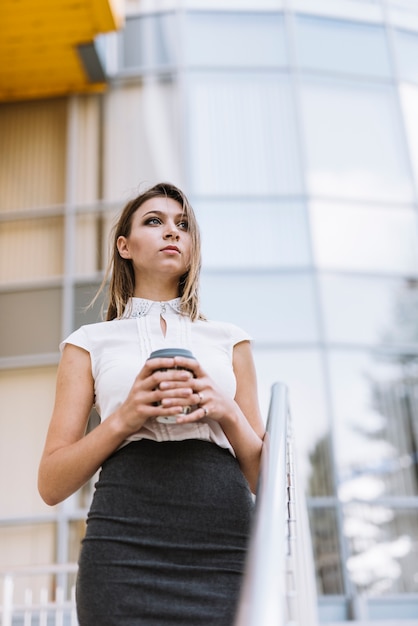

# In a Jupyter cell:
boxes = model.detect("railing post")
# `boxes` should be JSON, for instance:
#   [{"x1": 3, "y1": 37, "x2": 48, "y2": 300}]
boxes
[{"x1": 2, "y1": 574, "x2": 14, "y2": 626}]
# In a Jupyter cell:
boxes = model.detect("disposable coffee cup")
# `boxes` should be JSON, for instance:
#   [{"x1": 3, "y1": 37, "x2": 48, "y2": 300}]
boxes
[{"x1": 148, "y1": 348, "x2": 196, "y2": 424}]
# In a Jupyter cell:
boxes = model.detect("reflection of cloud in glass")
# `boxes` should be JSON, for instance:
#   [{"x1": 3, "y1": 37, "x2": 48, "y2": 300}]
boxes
[
  {"x1": 339, "y1": 475, "x2": 385, "y2": 502},
  {"x1": 300, "y1": 79, "x2": 415, "y2": 203},
  {"x1": 254, "y1": 350, "x2": 332, "y2": 496},
  {"x1": 347, "y1": 535, "x2": 412, "y2": 590},
  {"x1": 311, "y1": 202, "x2": 418, "y2": 275},
  {"x1": 344, "y1": 516, "x2": 380, "y2": 540},
  {"x1": 330, "y1": 352, "x2": 418, "y2": 501},
  {"x1": 308, "y1": 169, "x2": 412, "y2": 203}
]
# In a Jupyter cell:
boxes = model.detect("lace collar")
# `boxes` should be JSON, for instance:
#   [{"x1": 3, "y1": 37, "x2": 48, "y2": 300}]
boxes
[{"x1": 121, "y1": 297, "x2": 182, "y2": 319}]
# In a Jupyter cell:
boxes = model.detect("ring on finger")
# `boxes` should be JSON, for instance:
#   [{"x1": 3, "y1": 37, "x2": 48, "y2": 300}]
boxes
[
  {"x1": 203, "y1": 407, "x2": 208, "y2": 417},
  {"x1": 197, "y1": 392, "x2": 204, "y2": 404}
]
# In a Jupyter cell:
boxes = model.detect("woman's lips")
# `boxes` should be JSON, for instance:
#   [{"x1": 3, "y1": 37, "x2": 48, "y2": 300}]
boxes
[{"x1": 161, "y1": 246, "x2": 180, "y2": 254}]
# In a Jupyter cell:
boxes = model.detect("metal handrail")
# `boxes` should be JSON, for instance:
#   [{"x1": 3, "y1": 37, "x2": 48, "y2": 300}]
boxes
[{"x1": 234, "y1": 382, "x2": 319, "y2": 626}]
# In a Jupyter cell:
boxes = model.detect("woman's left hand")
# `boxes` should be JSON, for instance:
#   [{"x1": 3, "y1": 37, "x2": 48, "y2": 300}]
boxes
[
  {"x1": 163, "y1": 344, "x2": 264, "y2": 494},
  {"x1": 158, "y1": 356, "x2": 234, "y2": 425}
]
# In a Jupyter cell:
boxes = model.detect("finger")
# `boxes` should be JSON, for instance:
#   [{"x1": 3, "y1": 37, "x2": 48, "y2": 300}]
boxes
[
  {"x1": 172, "y1": 356, "x2": 204, "y2": 377},
  {"x1": 150, "y1": 369, "x2": 193, "y2": 389},
  {"x1": 158, "y1": 380, "x2": 194, "y2": 391},
  {"x1": 142, "y1": 356, "x2": 175, "y2": 375},
  {"x1": 160, "y1": 393, "x2": 195, "y2": 408},
  {"x1": 176, "y1": 405, "x2": 208, "y2": 424}
]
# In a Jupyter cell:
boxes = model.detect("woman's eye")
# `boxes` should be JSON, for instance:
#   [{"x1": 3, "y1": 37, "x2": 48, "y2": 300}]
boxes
[
  {"x1": 145, "y1": 217, "x2": 161, "y2": 226},
  {"x1": 178, "y1": 221, "x2": 189, "y2": 231}
]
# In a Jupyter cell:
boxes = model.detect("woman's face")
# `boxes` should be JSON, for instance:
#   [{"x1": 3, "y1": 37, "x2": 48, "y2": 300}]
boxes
[{"x1": 117, "y1": 196, "x2": 192, "y2": 282}]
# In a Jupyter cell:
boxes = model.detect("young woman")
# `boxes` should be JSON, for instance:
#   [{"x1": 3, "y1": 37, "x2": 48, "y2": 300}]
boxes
[{"x1": 38, "y1": 182, "x2": 265, "y2": 626}]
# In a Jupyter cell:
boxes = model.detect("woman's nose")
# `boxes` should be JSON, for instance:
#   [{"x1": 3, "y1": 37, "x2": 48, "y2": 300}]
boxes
[{"x1": 163, "y1": 223, "x2": 180, "y2": 239}]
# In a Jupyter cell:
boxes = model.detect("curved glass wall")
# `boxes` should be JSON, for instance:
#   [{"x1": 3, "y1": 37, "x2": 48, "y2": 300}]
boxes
[{"x1": 1, "y1": 0, "x2": 418, "y2": 622}]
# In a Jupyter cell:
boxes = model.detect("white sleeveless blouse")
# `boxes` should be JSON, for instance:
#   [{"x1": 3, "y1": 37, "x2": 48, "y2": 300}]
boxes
[{"x1": 60, "y1": 298, "x2": 251, "y2": 455}]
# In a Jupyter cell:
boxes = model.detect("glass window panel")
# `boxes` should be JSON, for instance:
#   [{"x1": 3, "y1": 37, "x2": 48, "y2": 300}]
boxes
[
  {"x1": 122, "y1": 13, "x2": 177, "y2": 69},
  {"x1": 328, "y1": 351, "x2": 418, "y2": 500},
  {"x1": 103, "y1": 82, "x2": 183, "y2": 200},
  {"x1": 388, "y1": 2, "x2": 418, "y2": 32},
  {"x1": 300, "y1": 79, "x2": 415, "y2": 202},
  {"x1": 254, "y1": 349, "x2": 333, "y2": 496},
  {"x1": 344, "y1": 503, "x2": 418, "y2": 595},
  {"x1": 184, "y1": 12, "x2": 287, "y2": 67},
  {"x1": 201, "y1": 272, "x2": 319, "y2": 343},
  {"x1": 320, "y1": 275, "x2": 418, "y2": 347},
  {"x1": 187, "y1": 73, "x2": 302, "y2": 196},
  {"x1": 394, "y1": 29, "x2": 418, "y2": 83},
  {"x1": 311, "y1": 203, "x2": 418, "y2": 275},
  {"x1": 290, "y1": 0, "x2": 383, "y2": 22},
  {"x1": 294, "y1": 15, "x2": 391, "y2": 78},
  {"x1": 195, "y1": 200, "x2": 311, "y2": 268},
  {"x1": 183, "y1": 0, "x2": 283, "y2": 8},
  {"x1": 400, "y1": 84, "x2": 418, "y2": 188},
  {"x1": 309, "y1": 507, "x2": 345, "y2": 595},
  {"x1": 0, "y1": 288, "x2": 62, "y2": 357}
]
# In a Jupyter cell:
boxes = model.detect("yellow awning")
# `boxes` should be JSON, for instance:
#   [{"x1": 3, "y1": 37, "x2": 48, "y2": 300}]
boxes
[{"x1": 0, "y1": 0, "x2": 124, "y2": 102}]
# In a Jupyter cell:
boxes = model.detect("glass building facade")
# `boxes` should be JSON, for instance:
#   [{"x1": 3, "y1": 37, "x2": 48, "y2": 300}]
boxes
[{"x1": 1, "y1": 0, "x2": 418, "y2": 622}]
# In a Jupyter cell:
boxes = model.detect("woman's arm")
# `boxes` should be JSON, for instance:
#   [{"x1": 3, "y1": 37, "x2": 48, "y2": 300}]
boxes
[
  {"x1": 38, "y1": 344, "x2": 200, "y2": 506},
  {"x1": 173, "y1": 342, "x2": 265, "y2": 493}
]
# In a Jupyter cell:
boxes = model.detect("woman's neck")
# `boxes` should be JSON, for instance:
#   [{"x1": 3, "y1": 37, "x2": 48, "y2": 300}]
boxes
[{"x1": 133, "y1": 286, "x2": 179, "y2": 302}]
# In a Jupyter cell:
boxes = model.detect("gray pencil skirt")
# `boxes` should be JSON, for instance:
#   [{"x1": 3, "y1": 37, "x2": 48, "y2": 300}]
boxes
[{"x1": 76, "y1": 439, "x2": 254, "y2": 626}]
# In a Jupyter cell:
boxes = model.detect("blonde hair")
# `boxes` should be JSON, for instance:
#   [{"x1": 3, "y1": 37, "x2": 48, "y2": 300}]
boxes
[{"x1": 96, "y1": 183, "x2": 203, "y2": 321}]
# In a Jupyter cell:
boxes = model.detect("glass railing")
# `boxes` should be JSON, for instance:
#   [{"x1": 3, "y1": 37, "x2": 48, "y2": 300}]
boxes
[{"x1": 234, "y1": 382, "x2": 319, "y2": 626}]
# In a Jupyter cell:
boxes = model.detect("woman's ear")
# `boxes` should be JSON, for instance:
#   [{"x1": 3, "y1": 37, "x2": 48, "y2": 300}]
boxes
[{"x1": 117, "y1": 236, "x2": 131, "y2": 259}]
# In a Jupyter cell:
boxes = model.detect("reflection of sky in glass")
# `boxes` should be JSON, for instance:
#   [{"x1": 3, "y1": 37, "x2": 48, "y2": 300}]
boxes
[
  {"x1": 254, "y1": 349, "x2": 332, "y2": 495},
  {"x1": 400, "y1": 84, "x2": 418, "y2": 187},
  {"x1": 188, "y1": 73, "x2": 302, "y2": 195},
  {"x1": 195, "y1": 201, "x2": 310, "y2": 269},
  {"x1": 184, "y1": 12, "x2": 286, "y2": 67},
  {"x1": 394, "y1": 28, "x2": 418, "y2": 83},
  {"x1": 319, "y1": 275, "x2": 414, "y2": 346},
  {"x1": 294, "y1": 15, "x2": 391, "y2": 78},
  {"x1": 328, "y1": 352, "x2": 418, "y2": 498},
  {"x1": 311, "y1": 203, "x2": 418, "y2": 275},
  {"x1": 344, "y1": 504, "x2": 418, "y2": 595},
  {"x1": 300, "y1": 79, "x2": 415, "y2": 202},
  {"x1": 290, "y1": 0, "x2": 383, "y2": 22},
  {"x1": 201, "y1": 273, "x2": 319, "y2": 343}
]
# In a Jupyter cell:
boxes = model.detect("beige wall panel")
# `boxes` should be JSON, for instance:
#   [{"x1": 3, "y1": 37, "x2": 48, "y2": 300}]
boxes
[
  {"x1": 0, "y1": 523, "x2": 55, "y2": 575},
  {"x1": 0, "y1": 218, "x2": 63, "y2": 283},
  {"x1": 0, "y1": 524, "x2": 59, "y2": 602},
  {"x1": 75, "y1": 96, "x2": 101, "y2": 205},
  {"x1": 75, "y1": 213, "x2": 100, "y2": 275},
  {"x1": 0, "y1": 99, "x2": 67, "y2": 211},
  {"x1": 103, "y1": 82, "x2": 184, "y2": 202},
  {"x1": 0, "y1": 367, "x2": 57, "y2": 517}
]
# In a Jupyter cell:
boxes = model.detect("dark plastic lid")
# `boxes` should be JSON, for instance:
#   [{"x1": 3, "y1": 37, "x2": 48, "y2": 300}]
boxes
[{"x1": 148, "y1": 348, "x2": 195, "y2": 359}]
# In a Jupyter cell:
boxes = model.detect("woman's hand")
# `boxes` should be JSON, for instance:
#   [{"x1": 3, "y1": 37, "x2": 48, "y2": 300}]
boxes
[
  {"x1": 158, "y1": 356, "x2": 234, "y2": 426},
  {"x1": 115, "y1": 356, "x2": 201, "y2": 436},
  {"x1": 161, "y1": 345, "x2": 265, "y2": 494}
]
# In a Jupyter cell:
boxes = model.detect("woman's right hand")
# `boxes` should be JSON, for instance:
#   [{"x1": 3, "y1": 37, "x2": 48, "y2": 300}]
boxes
[
  {"x1": 114, "y1": 357, "x2": 197, "y2": 436},
  {"x1": 38, "y1": 349, "x2": 199, "y2": 506}
]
